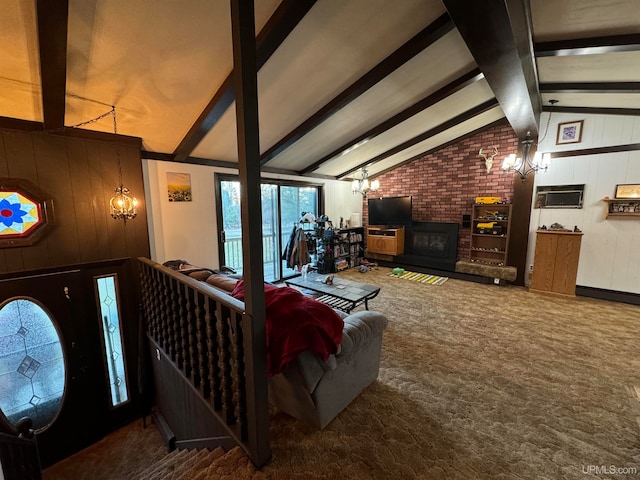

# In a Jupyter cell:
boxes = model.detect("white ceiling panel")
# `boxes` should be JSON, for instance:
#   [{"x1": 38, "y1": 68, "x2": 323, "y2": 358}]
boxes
[
  {"x1": 363, "y1": 107, "x2": 506, "y2": 178},
  {"x1": 65, "y1": 0, "x2": 281, "y2": 152},
  {"x1": 314, "y1": 80, "x2": 496, "y2": 177},
  {"x1": 531, "y1": 0, "x2": 640, "y2": 41},
  {"x1": 0, "y1": 0, "x2": 41, "y2": 122},
  {"x1": 266, "y1": 30, "x2": 476, "y2": 171},
  {"x1": 538, "y1": 51, "x2": 640, "y2": 82},
  {"x1": 192, "y1": 0, "x2": 446, "y2": 161}
]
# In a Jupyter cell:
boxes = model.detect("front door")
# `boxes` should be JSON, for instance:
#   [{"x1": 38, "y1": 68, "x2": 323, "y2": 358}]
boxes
[{"x1": 0, "y1": 270, "x2": 107, "y2": 467}]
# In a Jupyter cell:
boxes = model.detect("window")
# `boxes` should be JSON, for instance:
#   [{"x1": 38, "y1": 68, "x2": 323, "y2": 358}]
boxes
[
  {"x1": 0, "y1": 298, "x2": 65, "y2": 430},
  {"x1": 216, "y1": 176, "x2": 322, "y2": 282},
  {"x1": 95, "y1": 275, "x2": 129, "y2": 407}
]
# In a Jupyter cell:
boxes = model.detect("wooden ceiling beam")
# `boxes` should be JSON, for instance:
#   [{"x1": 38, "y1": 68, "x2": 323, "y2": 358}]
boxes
[
  {"x1": 542, "y1": 105, "x2": 640, "y2": 117},
  {"x1": 298, "y1": 68, "x2": 484, "y2": 175},
  {"x1": 173, "y1": 0, "x2": 317, "y2": 162},
  {"x1": 443, "y1": 0, "x2": 540, "y2": 139},
  {"x1": 260, "y1": 13, "x2": 455, "y2": 166},
  {"x1": 36, "y1": 0, "x2": 69, "y2": 130},
  {"x1": 337, "y1": 98, "x2": 499, "y2": 179},
  {"x1": 535, "y1": 33, "x2": 640, "y2": 57},
  {"x1": 540, "y1": 82, "x2": 640, "y2": 94}
]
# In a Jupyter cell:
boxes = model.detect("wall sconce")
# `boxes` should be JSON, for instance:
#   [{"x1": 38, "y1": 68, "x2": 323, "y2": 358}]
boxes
[
  {"x1": 351, "y1": 167, "x2": 380, "y2": 197},
  {"x1": 478, "y1": 146, "x2": 498, "y2": 173},
  {"x1": 501, "y1": 133, "x2": 551, "y2": 181}
]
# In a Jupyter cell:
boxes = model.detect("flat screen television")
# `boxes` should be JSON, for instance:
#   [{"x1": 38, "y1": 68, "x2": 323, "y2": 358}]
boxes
[{"x1": 368, "y1": 196, "x2": 412, "y2": 226}]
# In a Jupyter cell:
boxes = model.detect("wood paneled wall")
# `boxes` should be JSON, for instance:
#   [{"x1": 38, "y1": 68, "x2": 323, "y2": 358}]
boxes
[{"x1": 0, "y1": 130, "x2": 150, "y2": 273}]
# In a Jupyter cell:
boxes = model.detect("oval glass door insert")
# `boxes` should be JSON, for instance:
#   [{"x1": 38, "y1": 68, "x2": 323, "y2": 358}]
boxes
[{"x1": 0, "y1": 298, "x2": 66, "y2": 430}]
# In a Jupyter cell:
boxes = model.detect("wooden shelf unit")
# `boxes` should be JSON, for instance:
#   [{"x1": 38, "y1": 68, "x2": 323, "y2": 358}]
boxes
[
  {"x1": 366, "y1": 227, "x2": 405, "y2": 256},
  {"x1": 602, "y1": 198, "x2": 640, "y2": 218},
  {"x1": 529, "y1": 230, "x2": 583, "y2": 297},
  {"x1": 332, "y1": 227, "x2": 364, "y2": 270},
  {"x1": 469, "y1": 203, "x2": 512, "y2": 267}
]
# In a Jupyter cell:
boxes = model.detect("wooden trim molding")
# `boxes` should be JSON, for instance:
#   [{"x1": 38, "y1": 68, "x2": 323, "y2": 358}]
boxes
[{"x1": 550, "y1": 143, "x2": 640, "y2": 159}]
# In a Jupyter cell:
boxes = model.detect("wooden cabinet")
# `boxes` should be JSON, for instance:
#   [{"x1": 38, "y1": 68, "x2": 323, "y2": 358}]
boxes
[
  {"x1": 602, "y1": 198, "x2": 640, "y2": 218},
  {"x1": 529, "y1": 230, "x2": 583, "y2": 297},
  {"x1": 366, "y1": 227, "x2": 405, "y2": 256},
  {"x1": 469, "y1": 203, "x2": 512, "y2": 266}
]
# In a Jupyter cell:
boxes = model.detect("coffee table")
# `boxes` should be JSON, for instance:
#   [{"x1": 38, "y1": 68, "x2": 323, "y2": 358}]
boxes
[{"x1": 285, "y1": 272, "x2": 380, "y2": 313}]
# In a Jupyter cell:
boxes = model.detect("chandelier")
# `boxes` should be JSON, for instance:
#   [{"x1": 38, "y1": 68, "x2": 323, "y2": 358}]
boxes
[
  {"x1": 351, "y1": 167, "x2": 380, "y2": 197},
  {"x1": 109, "y1": 106, "x2": 138, "y2": 221},
  {"x1": 501, "y1": 132, "x2": 551, "y2": 181}
]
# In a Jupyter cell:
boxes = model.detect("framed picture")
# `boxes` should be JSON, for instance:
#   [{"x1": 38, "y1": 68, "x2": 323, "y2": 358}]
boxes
[
  {"x1": 167, "y1": 172, "x2": 192, "y2": 202},
  {"x1": 614, "y1": 184, "x2": 640, "y2": 199},
  {"x1": 556, "y1": 120, "x2": 584, "y2": 145}
]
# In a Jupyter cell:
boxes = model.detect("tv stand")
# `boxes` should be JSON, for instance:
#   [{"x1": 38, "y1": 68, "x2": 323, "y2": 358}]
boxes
[{"x1": 366, "y1": 226, "x2": 405, "y2": 256}]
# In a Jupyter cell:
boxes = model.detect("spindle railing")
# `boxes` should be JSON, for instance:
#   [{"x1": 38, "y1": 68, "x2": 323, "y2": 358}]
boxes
[
  {"x1": 0, "y1": 409, "x2": 41, "y2": 480},
  {"x1": 138, "y1": 257, "x2": 270, "y2": 467}
]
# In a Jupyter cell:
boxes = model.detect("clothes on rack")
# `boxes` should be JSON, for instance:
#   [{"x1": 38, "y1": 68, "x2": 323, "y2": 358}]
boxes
[{"x1": 282, "y1": 225, "x2": 311, "y2": 269}]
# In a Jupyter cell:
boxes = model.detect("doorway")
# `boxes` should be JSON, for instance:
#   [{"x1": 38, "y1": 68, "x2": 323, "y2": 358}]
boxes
[
  {"x1": 216, "y1": 176, "x2": 321, "y2": 283},
  {"x1": 0, "y1": 262, "x2": 139, "y2": 468}
]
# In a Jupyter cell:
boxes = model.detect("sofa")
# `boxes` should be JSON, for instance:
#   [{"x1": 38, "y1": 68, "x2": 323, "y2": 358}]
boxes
[{"x1": 165, "y1": 260, "x2": 388, "y2": 429}]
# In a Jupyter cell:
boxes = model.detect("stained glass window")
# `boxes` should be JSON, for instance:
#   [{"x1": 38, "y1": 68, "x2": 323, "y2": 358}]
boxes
[
  {"x1": 0, "y1": 191, "x2": 42, "y2": 238},
  {"x1": 0, "y1": 298, "x2": 66, "y2": 431},
  {"x1": 0, "y1": 178, "x2": 53, "y2": 248},
  {"x1": 95, "y1": 275, "x2": 129, "y2": 407}
]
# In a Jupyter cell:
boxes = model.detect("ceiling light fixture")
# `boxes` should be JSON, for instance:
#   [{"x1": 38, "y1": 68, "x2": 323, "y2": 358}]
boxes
[
  {"x1": 109, "y1": 106, "x2": 138, "y2": 222},
  {"x1": 502, "y1": 100, "x2": 558, "y2": 181},
  {"x1": 351, "y1": 167, "x2": 379, "y2": 197},
  {"x1": 501, "y1": 132, "x2": 551, "y2": 181}
]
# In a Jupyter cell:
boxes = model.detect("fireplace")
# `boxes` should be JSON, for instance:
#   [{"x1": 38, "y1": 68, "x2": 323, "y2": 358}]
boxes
[{"x1": 397, "y1": 222, "x2": 459, "y2": 271}]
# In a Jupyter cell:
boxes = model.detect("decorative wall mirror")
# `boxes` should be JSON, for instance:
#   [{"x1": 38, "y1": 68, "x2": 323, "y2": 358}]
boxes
[{"x1": 0, "y1": 178, "x2": 54, "y2": 248}]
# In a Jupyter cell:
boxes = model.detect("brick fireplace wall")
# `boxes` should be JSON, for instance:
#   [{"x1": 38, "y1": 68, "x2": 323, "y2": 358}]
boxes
[{"x1": 363, "y1": 119, "x2": 519, "y2": 261}]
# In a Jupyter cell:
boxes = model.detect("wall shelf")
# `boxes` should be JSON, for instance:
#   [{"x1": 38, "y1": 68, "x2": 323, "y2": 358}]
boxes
[{"x1": 602, "y1": 198, "x2": 640, "y2": 218}]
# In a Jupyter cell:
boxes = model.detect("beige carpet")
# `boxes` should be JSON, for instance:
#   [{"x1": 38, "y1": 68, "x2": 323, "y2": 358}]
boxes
[{"x1": 44, "y1": 267, "x2": 640, "y2": 479}]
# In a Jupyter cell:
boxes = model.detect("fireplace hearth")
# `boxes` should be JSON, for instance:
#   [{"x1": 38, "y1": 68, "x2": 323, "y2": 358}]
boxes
[{"x1": 396, "y1": 222, "x2": 459, "y2": 271}]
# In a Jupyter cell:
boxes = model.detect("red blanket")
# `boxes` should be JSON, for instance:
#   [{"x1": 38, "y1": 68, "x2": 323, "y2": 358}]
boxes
[{"x1": 231, "y1": 280, "x2": 344, "y2": 377}]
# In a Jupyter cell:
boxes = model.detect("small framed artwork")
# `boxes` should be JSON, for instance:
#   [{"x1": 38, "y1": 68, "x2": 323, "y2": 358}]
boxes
[
  {"x1": 614, "y1": 184, "x2": 640, "y2": 199},
  {"x1": 167, "y1": 172, "x2": 192, "y2": 202},
  {"x1": 556, "y1": 120, "x2": 584, "y2": 145}
]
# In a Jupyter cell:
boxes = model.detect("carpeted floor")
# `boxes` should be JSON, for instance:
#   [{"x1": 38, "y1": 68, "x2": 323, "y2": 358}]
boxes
[{"x1": 44, "y1": 267, "x2": 640, "y2": 479}]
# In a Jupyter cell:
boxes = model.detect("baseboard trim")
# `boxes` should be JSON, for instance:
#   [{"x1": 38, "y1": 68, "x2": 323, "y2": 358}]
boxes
[
  {"x1": 576, "y1": 286, "x2": 640, "y2": 306},
  {"x1": 151, "y1": 410, "x2": 176, "y2": 451}
]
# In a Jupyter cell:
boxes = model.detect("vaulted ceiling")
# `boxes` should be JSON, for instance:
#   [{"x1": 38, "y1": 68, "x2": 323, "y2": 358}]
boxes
[{"x1": 1, "y1": 0, "x2": 639, "y2": 182}]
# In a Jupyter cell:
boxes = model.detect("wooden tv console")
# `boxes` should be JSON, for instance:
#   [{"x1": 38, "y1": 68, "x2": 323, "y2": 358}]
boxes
[{"x1": 366, "y1": 227, "x2": 405, "y2": 256}]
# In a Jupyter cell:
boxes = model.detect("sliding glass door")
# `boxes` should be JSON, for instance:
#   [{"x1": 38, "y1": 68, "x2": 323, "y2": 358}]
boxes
[{"x1": 216, "y1": 176, "x2": 320, "y2": 283}]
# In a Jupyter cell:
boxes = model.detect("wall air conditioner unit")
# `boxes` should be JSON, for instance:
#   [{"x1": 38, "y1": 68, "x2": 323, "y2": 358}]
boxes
[{"x1": 535, "y1": 184, "x2": 585, "y2": 209}]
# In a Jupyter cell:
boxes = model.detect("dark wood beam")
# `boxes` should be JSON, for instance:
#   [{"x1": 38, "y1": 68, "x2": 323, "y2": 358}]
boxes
[
  {"x1": 540, "y1": 82, "x2": 640, "y2": 94},
  {"x1": 141, "y1": 150, "x2": 339, "y2": 180},
  {"x1": 299, "y1": 68, "x2": 484, "y2": 175},
  {"x1": 230, "y1": 0, "x2": 270, "y2": 467},
  {"x1": 535, "y1": 33, "x2": 640, "y2": 57},
  {"x1": 443, "y1": 0, "x2": 540, "y2": 139},
  {"x1": 260, "y1": 13, "x2": 455, "y2": 166},
  {"x1": 337, "y1": 99, "x2": 498, "y2": 179},
  {"x1": 173, "y1": 0, "x2": 316, "y2": 162},
  {"x1": 372, "y1": 118, "x2": 508, "y2": 177},
  {"x1": 36, "y1": 0, "x2": 69, "y2": 130},
  {"x1": 549, "y1": 143, "x2": 640, "y2": 158},
  {"x1": 141, "y1": 151, "x2": 238, "y2": 168},
  {"x1": 542, "y1": 106, "x2": 640, "y2": 117}
]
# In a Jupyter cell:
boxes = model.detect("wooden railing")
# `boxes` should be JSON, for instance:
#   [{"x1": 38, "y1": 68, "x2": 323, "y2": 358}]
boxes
[
  {"x1": 0, "y1": 409, "x2": 41, "y2": 480},
  {"x1": 138, "y1": 258, "x2": 271, "y2": 467}
]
